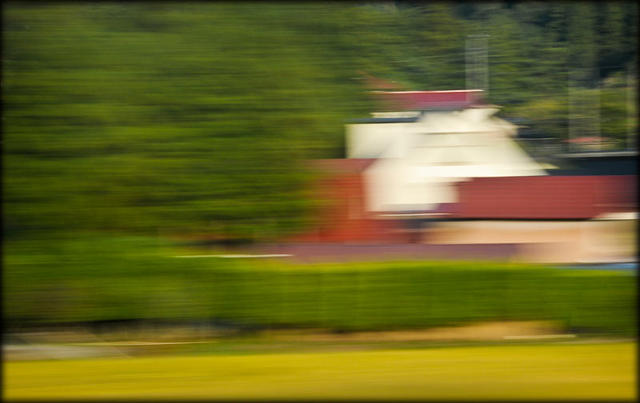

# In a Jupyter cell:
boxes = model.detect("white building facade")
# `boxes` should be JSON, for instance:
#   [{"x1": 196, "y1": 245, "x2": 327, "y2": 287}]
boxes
[{"x1": 347, "y1": 106, "x2": 547, "y2": 213}]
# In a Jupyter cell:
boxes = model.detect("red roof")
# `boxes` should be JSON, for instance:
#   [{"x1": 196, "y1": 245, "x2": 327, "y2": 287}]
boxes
[
  {"x1": 373, "y1": 90, "x2": 484, "y2": 111},
  {"x1": 454, "y1": 175, "x2": 636, "y2": 219},
  {"x1": 564, "y1": 136, "x2": 610, "y2": 143}
]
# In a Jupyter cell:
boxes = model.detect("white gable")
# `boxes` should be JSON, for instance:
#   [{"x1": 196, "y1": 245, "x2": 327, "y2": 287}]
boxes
[{"x1": 348, "y1": 107, "x2": 547, "y2": 212}]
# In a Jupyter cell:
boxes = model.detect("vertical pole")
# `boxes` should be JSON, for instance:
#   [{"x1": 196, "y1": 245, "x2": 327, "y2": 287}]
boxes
[
  {"x1": 479, "y1": 34, "x2": 489, "y2": 98},
  {"x1": 627, "y1": 68, "x2": 636, "y2": 150},
  {"x1": 568, "y1": 69, "x2": 576, "y2": 153},
  {"x1": 594, "y1": 75, "x2": 602, "y2": 150},
  {"x1": 465, "y1": 35, "x2": 474, "y2": 91},
  {"x1": 466, "y1": 34, "x2": 489, "y2": 95}
]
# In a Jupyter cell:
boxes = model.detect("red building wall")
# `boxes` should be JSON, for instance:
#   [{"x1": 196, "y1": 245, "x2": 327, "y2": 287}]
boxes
[
  {"x1": 291, "y1": 164, "x2": 636, "y2": 243},
  {"x1": 454, "y1": 175, "x2": 636, "y2": 219},
  {"x1": 290, "y1": 160, "x2": 408, "y2": 243}
]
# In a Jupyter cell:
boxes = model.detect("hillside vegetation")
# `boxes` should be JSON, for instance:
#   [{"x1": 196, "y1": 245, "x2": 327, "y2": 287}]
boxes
[{"x1": 4, "y1": 2, "x2": 637, "y2": 241}]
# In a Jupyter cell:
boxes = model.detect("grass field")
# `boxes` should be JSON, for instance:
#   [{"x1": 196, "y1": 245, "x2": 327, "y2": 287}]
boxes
[{"x1": 4, "y1": 342, "x2": 635, "y2": 401}]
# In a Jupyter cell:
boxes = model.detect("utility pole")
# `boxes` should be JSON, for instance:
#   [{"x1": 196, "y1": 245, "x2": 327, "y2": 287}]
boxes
[
  {"x1": 466, "y1": 34, "x2": 489, "y2": 96},
  {"x1": 568, "y1": 70, "x2": 575, "y2": 152},
  {"x1": 594, "y1": 72, "x2": 601, "y2": 151},
  {"x1": 567, "y1": 69, "x2": 584, "y2": 153},
  {"x1": 627, "y1": 67, "x2": 636, "y2": 150},
  {"x1": 568, "y1": 68, "x2": 601, "y2": 152}
]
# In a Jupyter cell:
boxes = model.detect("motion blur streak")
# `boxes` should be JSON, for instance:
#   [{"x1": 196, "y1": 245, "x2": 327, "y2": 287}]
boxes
[{"x1": 3, "y1": 2, "x2": 637, "y2": 401}]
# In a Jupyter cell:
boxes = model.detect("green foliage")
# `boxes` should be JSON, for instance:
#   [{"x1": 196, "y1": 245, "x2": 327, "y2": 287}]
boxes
[
  {"x1": 2, "y1": 5, "x2": 637, "y2": 336},
  {"x1": 4, "y1": 235, "x2": 635, "y2": 335},
  {"x1": 3, "y1": 2, "x2": 637, "y2": 241},
  {"x1": 2, "y1": 3, "x2": 372, "y2": 240}
]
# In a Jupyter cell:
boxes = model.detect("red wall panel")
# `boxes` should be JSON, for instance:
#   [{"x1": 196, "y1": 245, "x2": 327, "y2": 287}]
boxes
[
  {"x1": 455, "y1": 175, "x2": 636, "y2": 219},
  {"x1": 290, "y1": 165, "x2": 408, "y2": 243}
]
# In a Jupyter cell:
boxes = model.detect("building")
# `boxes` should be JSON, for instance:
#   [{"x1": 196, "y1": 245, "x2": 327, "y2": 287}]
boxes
[
  {"x1": 348, "y1": 100, "x2": 547, "y2": 214},
  {"x1": 427, "y1": 175, "x2": 636, "y2": 263},
  {"x1": 289, "y1": 86, "x2": 637, "y2": 263}
]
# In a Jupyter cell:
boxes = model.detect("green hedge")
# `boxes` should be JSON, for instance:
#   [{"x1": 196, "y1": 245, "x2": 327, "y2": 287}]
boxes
[{"x1": 3, "y1": 235, "x2": 636, "y2": 335}]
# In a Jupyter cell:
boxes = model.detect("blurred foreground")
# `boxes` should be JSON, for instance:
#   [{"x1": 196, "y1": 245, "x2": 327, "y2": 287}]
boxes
[
  {"x1": 4, "y1": 235, "x2": 636, "y2": 400},
  {"x1": 4, "y1": 235, "x2": 636, "y2": 335},
  {"x1": 3, "y1": 3, "x2": 637, "y2": 401},
  {"x1": 4, "y1": 342, "x2": 635, "y2": 400}
]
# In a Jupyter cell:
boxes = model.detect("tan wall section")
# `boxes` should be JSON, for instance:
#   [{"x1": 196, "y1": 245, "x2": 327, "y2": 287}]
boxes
[{"x1": 424, "y1": 220, "x2": 636, "y2": 263}]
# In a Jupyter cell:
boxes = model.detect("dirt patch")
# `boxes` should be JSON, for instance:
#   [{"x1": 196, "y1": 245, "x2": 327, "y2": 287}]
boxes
[
  {"x1": 3, "y1": 344, "x2": 129, "y2": 361},
  {"x1": 260, "y1": 321, "x2": 567, "y2": 342},
  {"x1": 9, "y1": 321, "x2": 568, "y2": 345}
]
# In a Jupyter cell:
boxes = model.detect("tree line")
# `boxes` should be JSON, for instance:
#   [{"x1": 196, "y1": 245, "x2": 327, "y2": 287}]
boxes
[{"x1": 3, "y1": 2, "x2": 637, "y2": 241}]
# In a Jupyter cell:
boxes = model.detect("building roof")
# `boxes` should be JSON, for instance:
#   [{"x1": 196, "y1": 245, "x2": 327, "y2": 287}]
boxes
[
  {"x1": 347, "y1": 117, "x2": 421, "y2": 124},
  {"x1": 454, "y1": 175, "x2": 636, "y2": 219},
  {"x1": 308, "y1": 158, "x2": 376, "y2": 173},
  {"x1": 555, "y1": 150, "x2": 638, "y2": 158},
  {"x1": 550, "y1": 152, "x2": 637, "y2": 175},
  {"x1": 564, "y1": 136, "x2": 610, "y2": 144},
  {"x1": 372, "y1": 90, "x2": 485, "y2": 111}
]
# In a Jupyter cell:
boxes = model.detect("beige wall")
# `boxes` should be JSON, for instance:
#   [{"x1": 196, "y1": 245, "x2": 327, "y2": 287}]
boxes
[
  {"x1": 424, "y1": 219, "x2": 637, "y2": 263},
  {"x1": 347, "y1": 122, "x2": 413, "y2": 159}
]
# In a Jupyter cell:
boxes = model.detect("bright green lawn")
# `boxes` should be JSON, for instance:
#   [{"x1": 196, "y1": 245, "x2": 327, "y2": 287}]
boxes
[{"x1": 4, "y1": 342, "x2": 636, "y2": 401}]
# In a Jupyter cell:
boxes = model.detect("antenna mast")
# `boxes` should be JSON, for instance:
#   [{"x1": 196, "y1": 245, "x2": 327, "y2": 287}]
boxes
[{"x1": 466, "y1": 34, "x2": 489, "y2": 96}]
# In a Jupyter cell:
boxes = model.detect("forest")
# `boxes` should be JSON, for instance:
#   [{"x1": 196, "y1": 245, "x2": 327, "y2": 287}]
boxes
[{"x1": 4, "y1": 1, "x2": 638, "y2": 241}]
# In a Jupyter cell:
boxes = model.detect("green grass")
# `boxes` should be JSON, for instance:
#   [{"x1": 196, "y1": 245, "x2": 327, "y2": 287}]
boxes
[
  {"x1": 4, "y1": 342, "x2": 636, "y2": 400},
  {"x1": 4, "y1": 234, "x2": 637, "y2": 334}
]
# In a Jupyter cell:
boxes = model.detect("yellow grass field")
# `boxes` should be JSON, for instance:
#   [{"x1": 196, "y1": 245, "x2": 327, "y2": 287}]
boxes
[{"x1": 4, "y1": 342, "x2": 636, "y2": 401}]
